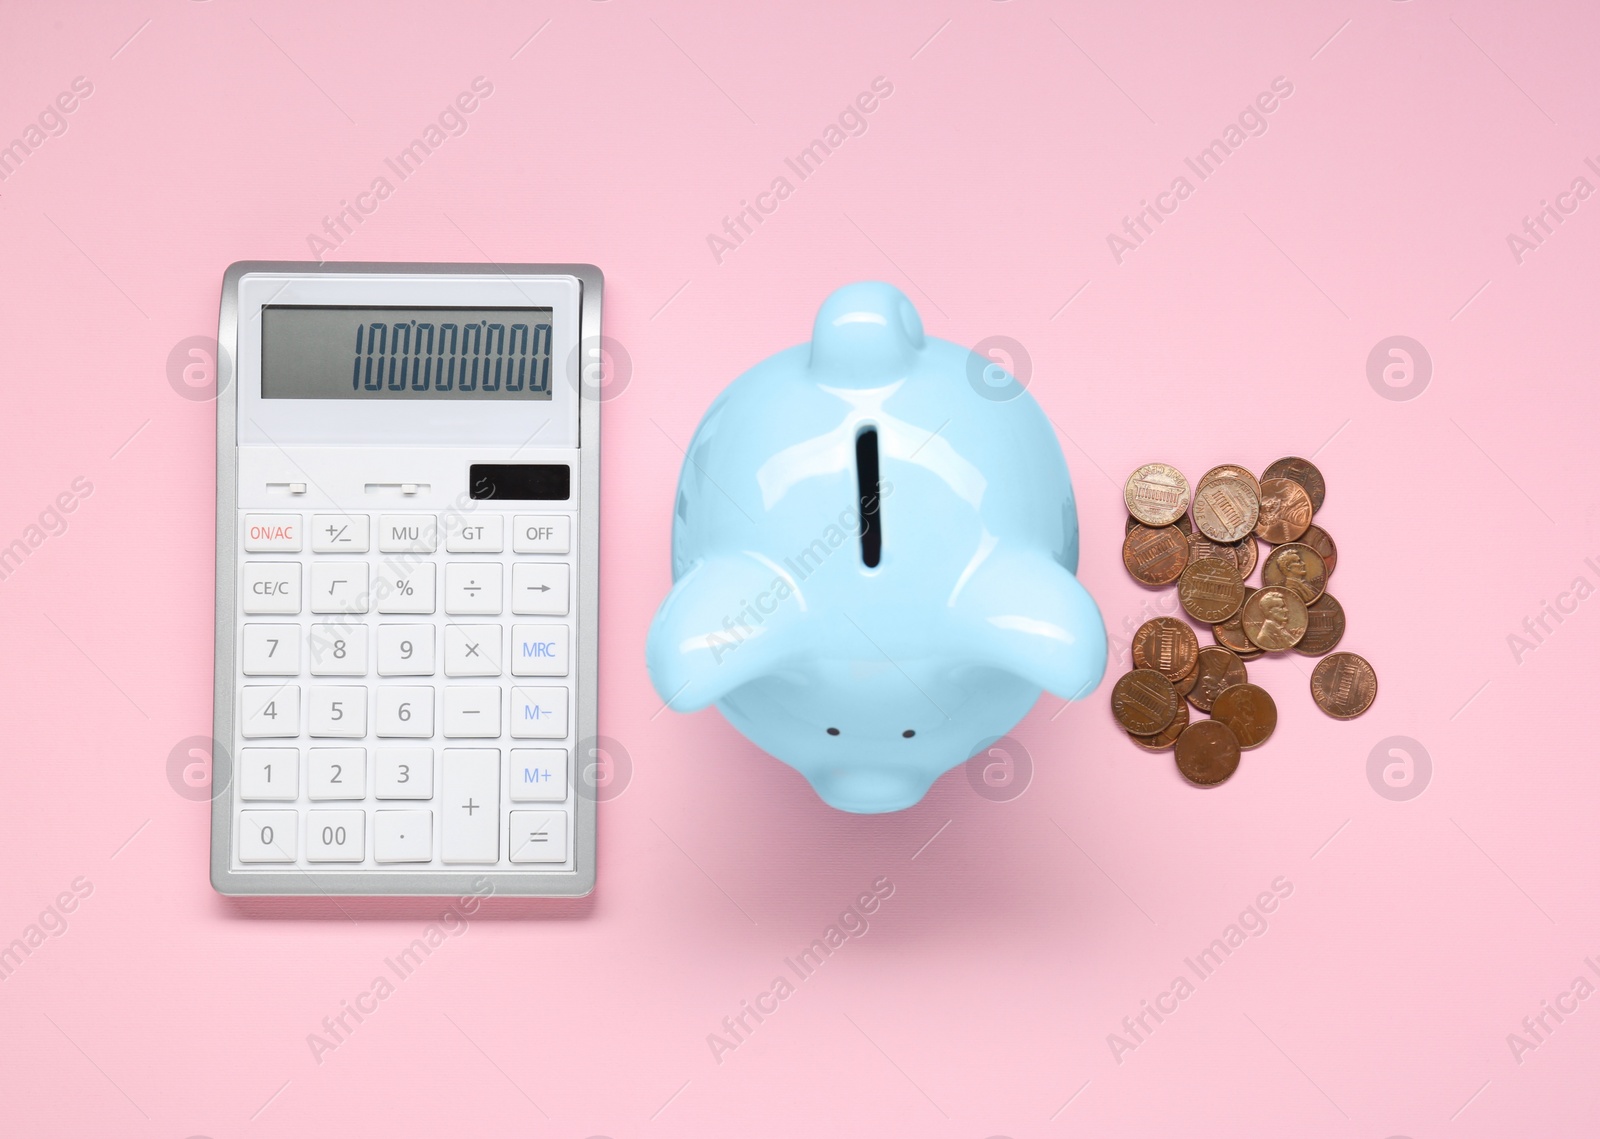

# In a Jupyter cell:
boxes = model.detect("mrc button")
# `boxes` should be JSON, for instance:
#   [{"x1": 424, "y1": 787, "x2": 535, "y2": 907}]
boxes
[{"x1": 513, "y1": 515, "x2": 571, "y2": 555}]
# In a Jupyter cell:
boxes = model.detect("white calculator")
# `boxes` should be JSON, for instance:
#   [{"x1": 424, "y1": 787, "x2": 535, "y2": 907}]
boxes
[{"x1": 211, "y1": 262, "x2": 601, "y2": 897}]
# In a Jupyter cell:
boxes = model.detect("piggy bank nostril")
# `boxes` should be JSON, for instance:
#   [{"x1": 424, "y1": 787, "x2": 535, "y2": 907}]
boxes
[
  {"x1": 826, "y1": 727, "x2": 840, "y2": 736},
  {"x1": 902, "y1": 730, "x2": 915, "y2": 738}
]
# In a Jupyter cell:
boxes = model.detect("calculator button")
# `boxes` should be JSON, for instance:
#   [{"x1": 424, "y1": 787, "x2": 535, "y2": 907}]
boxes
[
  {"x1": 376, "y1": 562, "x2": 436, "y2": 614},
  {"x1": 312, "y1": 514, "x2": 370, "y2": 553},
  {"x1": 377, "y1": 625, "x2": 435, "y2": 676},
  {"x1": 511, "y1": 686, "x2": 568, "y2": 739},
  {"x1": 444, "y1": 625, "x2": 502, "y2": 676},
  {"x1": 242, "y1": 624, "x2": 301, "y2": 676},
  {"x1": 308, "y1": 747, "x2": 366, "y2": 800},
  {"x1": 376, "y1": 686, "x2": 434, "y2": 737},
  {"x1": 306, "y1": 810, "x2": 365, "y2": 862},
  {"x1": 239, "y1": 747, "x2": 298, "y2": 800},
  {"x1": 508, "y1": 811, "x2": 569, "y2": 863},
  {"x1": 441, "y1": 749, "x2": 500, "y2": 863},
  {"x1": 511, "y1": 624, "x2": 569, "y2": 677},
  {"x1": 444, "y1": 686, "x2": 501, "y2": 738},
  {"x1": 374, "y1": 810, "x2": 433, "y2": 863},
  {"x1": 241, "y1": 684, "x2": 299, "y2": 737},
  {"x1": 311, "y1": 562, "x2": 371, "y2": 614},
  {"x1": 447, "y1": 515, "x2": 503, "y2": 553},
  {"x1": 509, "y1": 748, "x2": 568, "y2": 802},
  {"x1": 375, "y1": 747, "x2": 433, "y2": 799},
  {"x1": 513, "y1": 515, "x2": 571, "y2": 554},
  {"x1": 378, "y1": 514, "x2": 439, "y2": 553},
  {"x1": 241, "y1": 563, "x2": 301, "y2": 615},
  {"x1": 445, "y1": 563, "x2": 503, "y2": 615},
  {"x1": 244, "y1": 514, "x2": 302, "y2": 552},
  {"x1": 308, "y1": 686, "x2": 368, "y2": 737},
  {"x1": 238, "y1": 811, "x2": 297, "y2": 862},
  {"x1": 309, "y1": 624, "x2": 369, "y2": 676},
  {"x1": 511, "y1": 562, "x2": 569, "y2": 615}
]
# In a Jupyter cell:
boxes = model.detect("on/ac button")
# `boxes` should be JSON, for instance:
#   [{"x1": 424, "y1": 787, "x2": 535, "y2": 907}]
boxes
[
  {"x1": 244, "y1": 514, "x2": 301, "y2": 552},
  {"x1": 513, "y1": 515, "x2": 571, "y2": 555}
]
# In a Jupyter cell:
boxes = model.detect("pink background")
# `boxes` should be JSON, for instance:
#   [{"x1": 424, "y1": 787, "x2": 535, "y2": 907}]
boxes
[{"x1": 2, "y1": 0, "x2": 1597, "y2": 1134}]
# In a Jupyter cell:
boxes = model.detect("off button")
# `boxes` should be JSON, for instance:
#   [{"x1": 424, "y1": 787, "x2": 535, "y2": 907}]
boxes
[{"x1": 513, "y1": 515, "x2": 571, "y2": 555}]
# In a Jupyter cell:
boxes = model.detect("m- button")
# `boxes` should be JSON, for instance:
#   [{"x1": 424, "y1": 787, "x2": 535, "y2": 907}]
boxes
[{"x1": 513, "y1": 515, "x2": 570, "y2": 555}]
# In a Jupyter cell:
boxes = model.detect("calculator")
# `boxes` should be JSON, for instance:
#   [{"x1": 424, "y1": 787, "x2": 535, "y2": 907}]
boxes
[{"x1": 211, "y1": 262, "x2": 601, "y2": 897}]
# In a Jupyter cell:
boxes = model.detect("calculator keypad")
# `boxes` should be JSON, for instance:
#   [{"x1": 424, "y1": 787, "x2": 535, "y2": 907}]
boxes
[{"x1": 234, "y1": 511, "x2": 576, "y2": 869}]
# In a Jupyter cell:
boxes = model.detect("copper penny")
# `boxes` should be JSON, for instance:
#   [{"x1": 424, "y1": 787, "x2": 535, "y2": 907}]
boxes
[
  {"x1": 1173, "y1": 666, "x2": 1200, "y2": 698},
  {"x1": 1132, "y1": 618, "x2": 1200, "y2": 682},
  {"x1": 1310, "y1": 652, "x2": 1377, "y2": 719},
  {"x1": 1300, "y1": 524, "x2": 1337, "y2": 576},
  {"x1": 1294, "y1": 593, "x2": 1347, "y2": 657},
  {"x1": 1234, "y1": 534, "x2": 1259, "y2": 578},
  {"x1": 1261, "y1": 542, "x2": 1327, "y2": 604},
  {"x1": 1111, "y1": 669, "x2": 1179, "y2": 735},
  {"x1": 1174, "y1": 719, "x2": 1241, "y2": 785},
  {"x1": 1128, "y1": 512, "x2": 1192, "y2": 535},
  {"x1": 1188, "y1": 531, "x2": 1256, "y2": 579},
  {"x1": 1195, "y1": 464, "x2": 1261, "y2": 501},
  {"x1": 1128, "y1": 698, "x2": 1189, "y2": 751},
  {"x1": 1212, "y1": 588, "x2": 1260, "y2": 656},
  {"x1": 1210, "y1": 682, "x2": 1278, "y2": 749},
  {"x1": 1186, "y1": 646, "x2": 1249, "y2": 713},
  {"x1": 1254, "y1": 478, "x2": 1314, "y2": 544},
  {"x1": 1241, "y1": 585, "x2": 1308, "y2": 651},
  {"x1": 1262, "y1": 456, "x2": 1326, "y2": 513},
  {"x1": 1123, "y1": 524, "x2": 1190, "y2": 586},
  {"x1": 1192, "y1": 477, "x2": 1260, "y2": 543},
  {"x1": 1178, "y1": 556, "x2": 1245, "y2": 623},
  {"x1": 1124, "y1": 463, "x2": 1191, "y2": 527}
]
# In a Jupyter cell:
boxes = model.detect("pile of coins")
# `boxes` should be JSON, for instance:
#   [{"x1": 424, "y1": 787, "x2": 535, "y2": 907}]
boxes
[{"x1": 1113, "y1": 458, "x2": 1377, "y2": 786}]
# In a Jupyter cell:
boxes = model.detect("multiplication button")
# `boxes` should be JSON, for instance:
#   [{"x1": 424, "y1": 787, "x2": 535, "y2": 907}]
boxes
[{"x1": 513, "y1": 515, "x2": 570, "y2": 554}]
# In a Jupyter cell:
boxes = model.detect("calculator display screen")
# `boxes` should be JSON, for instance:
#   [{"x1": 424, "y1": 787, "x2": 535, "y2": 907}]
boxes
[{"x1": 261, "y1": 306, "x2": 555, "y2": 399}]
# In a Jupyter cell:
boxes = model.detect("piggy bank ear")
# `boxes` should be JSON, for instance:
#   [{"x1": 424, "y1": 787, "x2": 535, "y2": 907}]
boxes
[
  {"x1": 646, "y1": 555, "x2": 802, "y2": 711},
  {"x1": 957, "y1": 547, "x2": 1108, "y2": 702}
]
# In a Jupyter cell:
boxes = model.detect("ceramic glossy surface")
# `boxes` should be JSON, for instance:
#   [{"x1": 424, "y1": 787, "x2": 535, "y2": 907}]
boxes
[{"x1": 647, "y1": 282, "x2": 1107, "y2": 812}]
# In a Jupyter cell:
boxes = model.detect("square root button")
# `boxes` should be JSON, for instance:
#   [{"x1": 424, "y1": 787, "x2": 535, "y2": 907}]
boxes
[{"x1": 511, "y1": 687, "x2": 568, "y2": 739}]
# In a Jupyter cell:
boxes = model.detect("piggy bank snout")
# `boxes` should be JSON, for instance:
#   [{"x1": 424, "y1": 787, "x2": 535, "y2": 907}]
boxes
[{"x1": 806, "y1": 765, "x2": 934, "y2": 815}]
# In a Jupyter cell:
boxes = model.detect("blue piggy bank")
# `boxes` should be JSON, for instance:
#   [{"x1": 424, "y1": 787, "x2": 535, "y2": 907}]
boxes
[{"x1": 646, "y1": 282, "x2": 1107, "y2": 813}]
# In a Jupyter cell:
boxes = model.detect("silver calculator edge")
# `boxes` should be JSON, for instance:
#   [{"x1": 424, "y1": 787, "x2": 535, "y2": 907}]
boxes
[{"x1": 210, "y1": 261, "x2": 601, "y2": 897}]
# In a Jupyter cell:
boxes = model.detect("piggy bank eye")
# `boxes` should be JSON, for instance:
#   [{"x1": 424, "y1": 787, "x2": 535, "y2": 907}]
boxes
[
  {"x1": 902, "y1": 730, "x2": 915, "y2": 738},
  {"x1": 826, "y1": 727, "x2": 840, "y2": 736}
]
